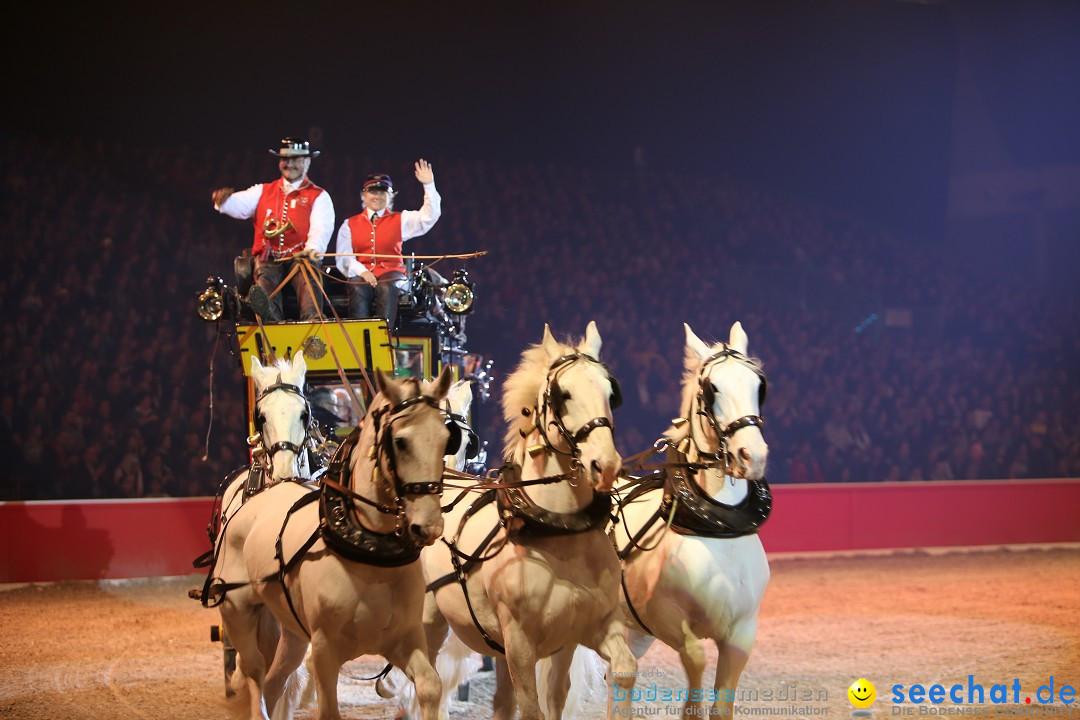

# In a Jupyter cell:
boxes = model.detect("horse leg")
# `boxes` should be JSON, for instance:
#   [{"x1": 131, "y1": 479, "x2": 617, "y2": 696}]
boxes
[
  {"x1": 712, "y1": 621, "x2": 757, "y2": 719},
  {"x1": 263, "y1": 628, "x2": 309, "y2": 720},
  {"x1": 676, "y1": 633, "x2": 707, "y2": 720},
  {"x1": 221, "y1": 599, "x2": 271, "y2": 720},
  {"x1": 308, "y1": 632, "x2": 344, "y2": 720},
  {"x1": 593, "y1": 620, "x2": 637, "y2": 720},
  {"x1": 422, "y1": 592, "x2": 449, "y2": 667},
  {"x1": 492, "y1": 656, "x2": 517, "y2": 720},
  {"x1": 495, "y1": 611, "x2": 543, "y2": 720},
  {"x1": 385, "y1": 626, "x2": 443, "y2": 720},
  {"x1": 712, "y1": 640, "x2": 751, "y2": 719},
  {"x1": 540, "y1": 646, "x2": 574, "y2": 719}
]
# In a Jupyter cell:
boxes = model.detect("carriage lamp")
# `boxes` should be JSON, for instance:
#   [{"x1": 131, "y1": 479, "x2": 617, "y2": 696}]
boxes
[
  {"x1": 197, "y1": 277, "x2": 227, "y2": 322},
  {"x1": 443, "y1": 269, "x2": 475, "y2": 315}
]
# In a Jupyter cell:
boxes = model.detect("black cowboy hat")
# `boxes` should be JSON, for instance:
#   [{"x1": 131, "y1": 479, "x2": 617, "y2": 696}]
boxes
[{"x1": 269, "y1": 137, "x2": 320, "y2": 158}]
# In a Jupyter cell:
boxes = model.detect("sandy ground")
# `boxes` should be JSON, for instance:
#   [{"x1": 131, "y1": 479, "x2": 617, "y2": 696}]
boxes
[{"x1": 1, "y1": 546, "x2": 1077, "y2": 720}]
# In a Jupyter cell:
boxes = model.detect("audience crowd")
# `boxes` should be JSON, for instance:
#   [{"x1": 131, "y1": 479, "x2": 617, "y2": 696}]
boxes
[{"x1": 2, "y1": 136, "x2": 1077, "y2": 499}]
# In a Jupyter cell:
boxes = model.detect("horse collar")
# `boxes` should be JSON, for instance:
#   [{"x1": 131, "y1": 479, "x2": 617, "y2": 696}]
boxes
[
  {"x1": 495, "y1": 462, "x2": 612, "y2": 537},
  {"x1": 319, "y1": 483, "x2": 422, "y2": 567},
  {"x1": 659, "y1": 451, "x2": 773, "y2": 538}
]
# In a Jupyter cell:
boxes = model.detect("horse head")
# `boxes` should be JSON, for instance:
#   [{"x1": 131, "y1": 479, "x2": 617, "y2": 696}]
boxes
[
  {"x1": 362, "y1": 366, "x2": 454, "y2": 546},
  {"x1": 533, "y1": 320, "x2": 622, "y2": 491},
  {"x1": 250, "y1": 350, "x2": 311, "y2": 481},
  {"x1": 444, "y1": 379, "x2": 479, "y2": 472},
  {"x1": 680, "y1": 321, "x2": 769, "y2": 479}
]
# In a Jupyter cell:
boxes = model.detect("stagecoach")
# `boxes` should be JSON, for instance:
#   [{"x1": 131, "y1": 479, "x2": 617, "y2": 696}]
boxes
[
  {"x1": 192, "y1": 257, "x2": 492, "y2": 696},
  {"x1": 192, "y1": 255, "x2": 775, "y2": 720}
]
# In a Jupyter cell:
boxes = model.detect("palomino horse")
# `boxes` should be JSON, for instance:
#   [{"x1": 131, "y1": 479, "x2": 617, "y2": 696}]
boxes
[
  {"x1": 422, "y1": 322, "x2": 638, "y2": 720},
  {"x1": 216, "y1": 368, "x2": 455, "y2": 720},
  {"x1": 385, "y1": 378, "x2": 484, "y2": 719},
  {"x1": 612, "y1": 321, "x2": 771, "y2": 718}
]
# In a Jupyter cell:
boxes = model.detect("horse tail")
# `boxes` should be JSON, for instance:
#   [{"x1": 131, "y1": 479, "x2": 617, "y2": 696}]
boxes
[
  {"x1": 297, "y1": 647, "x2": 317, "y2": 711},
  {"x1": 226, "y1": 664, "x2": 252, "y2": 720},
  {"x1": 537, "y1": 646, "x2": 608, "y2": 719},
  {"x1": 270, "y1": 660, "x2": 309, "y2": 720},
  {"x1": 569, "y1": 646, "x2": 608, "y2": 715}
]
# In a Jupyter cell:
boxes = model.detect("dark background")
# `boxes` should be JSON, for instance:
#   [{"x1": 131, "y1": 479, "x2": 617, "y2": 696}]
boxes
[{"x1": 12, "y1": 1, "x2": 1077, "y2": 238}]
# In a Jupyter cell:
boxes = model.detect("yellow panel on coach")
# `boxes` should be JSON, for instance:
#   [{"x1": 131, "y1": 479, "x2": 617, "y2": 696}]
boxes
[{"x1": 235, "y1": 319, "x2": 394, "y2": 375}]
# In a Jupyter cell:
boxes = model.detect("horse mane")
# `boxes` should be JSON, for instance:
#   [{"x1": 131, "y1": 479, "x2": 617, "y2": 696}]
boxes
[{"x1": 500, "y1": 336, "x2": 577, "y2": 460}]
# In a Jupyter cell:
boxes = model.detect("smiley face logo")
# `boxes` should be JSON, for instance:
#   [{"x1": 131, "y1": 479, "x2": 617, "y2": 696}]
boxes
[{"x1": 848, "y1": 678, "x2": 877, "y2": 709}]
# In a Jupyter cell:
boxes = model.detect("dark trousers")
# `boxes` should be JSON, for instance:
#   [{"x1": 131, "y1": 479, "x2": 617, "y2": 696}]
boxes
[
  {"x1": 254, "y1": 257, "x2": 323, "y2": 321},
  {"x1": 348, "y1": 271, "x2": 407, "y2": 329}
]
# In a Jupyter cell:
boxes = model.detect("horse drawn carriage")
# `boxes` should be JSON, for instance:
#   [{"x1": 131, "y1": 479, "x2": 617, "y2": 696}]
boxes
[
  {"x1": 190, "y1": 257, "x2": 491, "y2": 698},
  {"x1": 191, "y1": 256, "x2": 776, "y2": 720}
]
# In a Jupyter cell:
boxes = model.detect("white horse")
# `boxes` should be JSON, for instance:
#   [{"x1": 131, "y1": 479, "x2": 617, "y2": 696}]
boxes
[
  {"x1": 421, "y1": 322, "x2": 638, "y2": 720},
  {"x1": 612, "y1": 321, "x2": 771, "y2": 718},
  {"x1": 217, "y1": 368, "x2": 454, "y2": 720},
  {"x1": 195, "y1": 351, "x2": 314, "y2": 678},
  {"x1": 216, "y1": 351, "x2": 314, "y2": 535},
  {"x1": 442, "y1": 379, "x2": 479, "y2": 473}
]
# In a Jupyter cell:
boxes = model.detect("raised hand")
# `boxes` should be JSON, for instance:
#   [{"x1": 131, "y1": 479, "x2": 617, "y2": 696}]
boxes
[{"x1": 414, "y1": 159, "x2": 434, "y2": 185}]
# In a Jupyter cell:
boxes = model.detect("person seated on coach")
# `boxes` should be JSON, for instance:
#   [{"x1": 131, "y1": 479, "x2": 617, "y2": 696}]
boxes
[
  {"x1": 334, "y1": 160, "x2": 441, "y2": 330},
  {"x1": 211, "y1": 137, "x2": 335, "y2": 322}
]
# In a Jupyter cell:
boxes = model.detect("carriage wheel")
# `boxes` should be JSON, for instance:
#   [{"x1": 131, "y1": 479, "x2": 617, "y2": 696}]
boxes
[{"x1": 210, "y1": 625, "x2": 237, "y2": 698}]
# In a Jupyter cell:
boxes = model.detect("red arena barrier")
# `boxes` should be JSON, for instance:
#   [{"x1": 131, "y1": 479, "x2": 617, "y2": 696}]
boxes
[
  {"x1": 1, "y1": 497, "x2": 215, "y2": 583},
  {"x1": 2, "y1": 479, "x2": 1078, "y2": 583},
  {"x1": 758, "y1": 479, "x2": 1080, "y2": 553}
]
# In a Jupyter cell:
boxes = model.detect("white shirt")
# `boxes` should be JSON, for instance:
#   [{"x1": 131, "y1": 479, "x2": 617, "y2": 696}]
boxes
[
  {"x1": 335, "y1": 182, "x2": 442, "y2": 277},
  {"x1": 217, "y1": 177, "x2": 336, "y2": 254}
]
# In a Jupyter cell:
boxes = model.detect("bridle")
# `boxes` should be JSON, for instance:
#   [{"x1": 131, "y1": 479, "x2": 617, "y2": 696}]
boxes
[
  {"x1": 251, "y1": 373, "x2": 313, "y2": 479},
  {"x1": 525, "y1": 353, "x2": 622, "y2": 473},
  {"x1": 684, "y1": 346, "x2": 768, "y2": 473},
  {"x1": 323, "y1": 388, "x2": 448, "y2": 534}
]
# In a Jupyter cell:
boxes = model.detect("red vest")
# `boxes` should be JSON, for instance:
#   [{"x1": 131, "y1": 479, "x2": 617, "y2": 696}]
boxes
[
  {"x1": 347, "y1": 211, "x2": 405, "y2": 277},
  {"x1": 252, "y1": 179, "x2": 325, "y2": 258}
]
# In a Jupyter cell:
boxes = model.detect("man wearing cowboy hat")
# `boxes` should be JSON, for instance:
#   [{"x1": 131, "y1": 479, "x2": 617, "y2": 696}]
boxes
[
  {"x1": 212, "y1": 137, "x2": 335, "y2": 321},
  {"x1": 334, "y1": 159, "x2": 441, "y2": 330}
]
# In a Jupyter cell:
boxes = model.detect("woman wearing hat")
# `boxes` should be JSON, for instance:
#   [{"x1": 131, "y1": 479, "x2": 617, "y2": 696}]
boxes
[
  {"x1": 212, "y1": 137, "x2": 335, "y2": 321},
  {"x1": 334, "y1": 159, "x2": 441, "y2": 330}
]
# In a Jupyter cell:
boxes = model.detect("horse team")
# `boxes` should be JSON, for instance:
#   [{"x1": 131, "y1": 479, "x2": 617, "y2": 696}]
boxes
[{"x1": 200, "y1": 320, "x2": 770, "y2": 720}]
